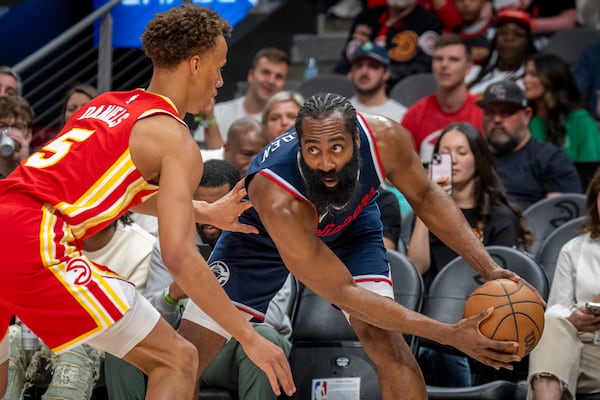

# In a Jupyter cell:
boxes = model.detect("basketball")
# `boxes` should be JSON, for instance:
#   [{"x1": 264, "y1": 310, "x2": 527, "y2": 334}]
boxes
[{"x1": 463, "y1": 278, "x2": 545, "y2": 358}]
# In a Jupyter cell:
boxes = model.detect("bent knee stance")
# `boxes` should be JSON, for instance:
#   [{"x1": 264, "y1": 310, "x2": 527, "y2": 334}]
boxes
[{"x1": 167, "y1": 337, "x2": 199, "y2": 380}]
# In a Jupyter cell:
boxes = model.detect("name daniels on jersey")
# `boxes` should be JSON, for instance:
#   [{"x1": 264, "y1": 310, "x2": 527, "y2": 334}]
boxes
[{"x1": 77, "y1": 104, "x2": 130, "y2": 127}]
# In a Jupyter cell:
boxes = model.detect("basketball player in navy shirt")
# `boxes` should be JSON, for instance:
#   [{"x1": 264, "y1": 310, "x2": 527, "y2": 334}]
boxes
[{"x1": 179, "y1": 93, "x2": 528, "y2": 399}]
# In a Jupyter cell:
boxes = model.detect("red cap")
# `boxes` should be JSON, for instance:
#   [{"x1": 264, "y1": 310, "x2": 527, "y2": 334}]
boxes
[{"x1": 494, "y1": 8, "x2": 531, "y2": 29}]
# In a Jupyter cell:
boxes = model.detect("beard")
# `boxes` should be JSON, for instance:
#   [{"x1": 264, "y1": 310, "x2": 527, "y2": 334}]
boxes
[
  {"x1": 197, "y1": 224, "x2": 221, "y2": 247},
  {"x1": 299, "y1": 149, "x2": 361, "y2": 216},
  {"x1": 486, "y1": 126, "x2": 522, "y2": 155}
]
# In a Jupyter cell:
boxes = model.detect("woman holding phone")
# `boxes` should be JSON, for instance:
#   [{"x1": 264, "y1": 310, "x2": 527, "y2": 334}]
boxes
[
  {"x1": 408, "y1": 122, "x2": 532, "y2": 387},
  {"x1": 527, "y1": 168, "x2": 600, "y2": 399},
  {"x1": 408, "y1": 122, "x2": 531, "y2": 289}
]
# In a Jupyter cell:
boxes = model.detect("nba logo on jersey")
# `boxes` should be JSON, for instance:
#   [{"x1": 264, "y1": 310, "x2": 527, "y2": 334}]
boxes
[{"x1": 312, "y1": 380, "x2": 327, "y2": 400}]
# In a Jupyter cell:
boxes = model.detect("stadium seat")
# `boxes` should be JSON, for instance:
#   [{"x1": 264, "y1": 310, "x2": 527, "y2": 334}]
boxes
[
  {"x1": 536, "y1": 216, "x2": 586, "y2": 285},
  {"x1": 295, "y1": 74, "x2": 355, "y2": 99},
  {"x1": 285, "y1": 250, "x2": 423, "y2": 399},
  {"x1": 421, "y1": 246, "x2": 549, "y2": 399},
  {"x1": 389, "y1": 73, "x2": 436, "y2": 107},
  {"x1": 523, "y1": 193, "x2": 586, "y2": 257},
  {"x1": 545, "y1": 27, "x2": 600, "y2": 67}
]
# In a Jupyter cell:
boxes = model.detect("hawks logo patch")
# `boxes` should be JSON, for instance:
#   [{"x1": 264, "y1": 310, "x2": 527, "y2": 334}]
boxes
[
  {"x1": 65, "y1": 257, "x2": 93, "y2": 286},
  {"x1": 209, "y1": 261, "x2": 230, "y2": 286}
]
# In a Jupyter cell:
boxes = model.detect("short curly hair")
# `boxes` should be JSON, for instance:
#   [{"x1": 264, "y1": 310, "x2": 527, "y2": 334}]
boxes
[{"x1": 141, "y1": 5, "x2": 231, "y2": 69}]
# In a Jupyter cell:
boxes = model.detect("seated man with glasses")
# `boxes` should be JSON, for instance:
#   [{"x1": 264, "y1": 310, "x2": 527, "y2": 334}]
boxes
[
  {"x1": 0, "y1": 95, "x2": 33, "y2": 178},
  {"x1": 479, "y1": 80, "x2": 582, "y2": 210}
]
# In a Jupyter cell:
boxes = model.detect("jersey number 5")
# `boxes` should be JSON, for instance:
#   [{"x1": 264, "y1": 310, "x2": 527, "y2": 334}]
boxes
[{"x1": 25, "y1": 129, "x2": 95, "y2": 169}]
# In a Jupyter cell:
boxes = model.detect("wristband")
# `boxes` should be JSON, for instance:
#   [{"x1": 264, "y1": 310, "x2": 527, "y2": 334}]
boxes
[
  {"x1": 195, "y1": 116, "x2": 217, "y2": 128},
  {"x1": 164, "y1": 287, "x2": 180, "y2": 306}
]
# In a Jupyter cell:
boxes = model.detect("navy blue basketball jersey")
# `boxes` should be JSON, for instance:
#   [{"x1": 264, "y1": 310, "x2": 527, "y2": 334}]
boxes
[
  {"x1": 243, "y1": 112, "x2": 386, "y2": 242},
  {"x1": 205, "y1": 114, "x2": 392, "y2": 320}
]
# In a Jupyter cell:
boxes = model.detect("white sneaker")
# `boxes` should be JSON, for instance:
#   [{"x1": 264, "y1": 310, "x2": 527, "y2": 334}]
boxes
[{"x1": 327, "y1": 0, "x2": 362, "y2": 19}]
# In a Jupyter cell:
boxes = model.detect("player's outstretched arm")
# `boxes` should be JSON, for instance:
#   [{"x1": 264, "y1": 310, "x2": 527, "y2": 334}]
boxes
[
  {"x1": 249, "y1": 173, "x2": 519, "y2": 370},
  {"x1": 370, "y1": 115, "x2": 515, "y2": 282},
  {"x1": 130, "y1": 116, "x2": 295, "y2": 397}
]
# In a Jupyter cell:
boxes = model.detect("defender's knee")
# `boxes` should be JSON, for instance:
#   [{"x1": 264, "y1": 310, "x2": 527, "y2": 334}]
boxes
[{"x1": 169, "y1": 337, "x2": 199, "y2": 381}]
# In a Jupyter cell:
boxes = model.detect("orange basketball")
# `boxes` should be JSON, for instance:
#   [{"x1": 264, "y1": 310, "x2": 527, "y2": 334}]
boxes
[{"x1": 463, "y1": 278, "x2": 545, "y2": 358}]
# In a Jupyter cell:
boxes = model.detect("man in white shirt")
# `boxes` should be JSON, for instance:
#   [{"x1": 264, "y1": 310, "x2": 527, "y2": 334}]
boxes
[
  {"x1": 196, "y1": 47, "x2": 290, "y2": 149},
  {"x1": 347, "y1": 41, "x2": 406, "y2": 121}
]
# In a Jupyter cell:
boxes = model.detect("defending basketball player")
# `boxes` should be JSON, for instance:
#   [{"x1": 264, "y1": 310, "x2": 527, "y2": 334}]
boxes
[
  {"x1": 177, "y1": 93, "x2": 538, "y2": 399},
  {"x1": 0, "y1": 6, "x2": 294, "y2": 399}
]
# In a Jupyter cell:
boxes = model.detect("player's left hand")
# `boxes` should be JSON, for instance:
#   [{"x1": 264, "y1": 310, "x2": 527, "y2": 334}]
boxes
[
  {"x1": 482, "y1": 266, "x2": 519, "y2": 283},
  {"x1": 482, "y1": 266, "x2": 546, "y2": 307},
  {"x1": 194, "y1": 179, "x2": 259, "y2": 234}
]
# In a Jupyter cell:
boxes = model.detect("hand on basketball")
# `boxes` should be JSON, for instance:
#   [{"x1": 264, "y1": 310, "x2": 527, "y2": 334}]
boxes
[
  {"x1": 240, "y1": 333, "x2": 296, "y2": 397},
  {"x1": 482, "y1": 267, "x2": 547, "y2": 307},
  {"x1": 454, "y1": 307, "x2": 521, "y2": 370},
  {"x1": 194, "y1": 179, "x2": 259, "y2": 234}
]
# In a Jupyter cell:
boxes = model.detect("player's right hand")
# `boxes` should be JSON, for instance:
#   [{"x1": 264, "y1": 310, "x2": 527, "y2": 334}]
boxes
[
  {"x1": 240, "y1": 333, "x2": 296, "y2": 397},
  {"x1": 451, "y1": 308, "x2": 521, "y2": 370},
  {"x1": 195, "y1": 180, "x2": 259, "y2": 234}
]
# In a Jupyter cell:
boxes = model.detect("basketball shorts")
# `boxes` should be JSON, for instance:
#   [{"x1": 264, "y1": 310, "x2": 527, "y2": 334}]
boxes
[
  {"x1": 182, "y1": 209, "x2": 393, "y2": 338},
  {"x1": 0, "y1": 193, "x2": 158, "y2": 355}
]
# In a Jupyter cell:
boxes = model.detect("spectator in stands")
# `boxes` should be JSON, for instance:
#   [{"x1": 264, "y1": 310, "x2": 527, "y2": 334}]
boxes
[
  {"x1": 493, "y1": 0, "x2": 576, "y2": 49},
  {"x1": 33, "y1": 83, "x2": 100, "y2": 152},
  {"x1": 525, "y1": 52, "x2": 600, "y2": 190},
  {"x1": 5, "y1": 214, "x2": 156, "y2": 400},
  {"x1": 261, "y1": 90, "x2": 304, "y2": 140},
  {"x1": 0, "y1": 66, "x2": 20, "y2": 97},
  {"x1": 524, "y1": 52, "x2": 600, "y2": 163},
  {"x1": 0, "y1": 95, "x2": 33, "y2": 179},
  {"x1": 409, "y1": 122, "x2": 531, "y2": 387},
  {"x1": 408, "y1": 122, "x2": 531, "y2": 289},
  {"x1": 60, "y1": 83, "x2": 99, "y2": 128},
  {"x1": 195, "y1": 47, "x2": 290, "y2": 149},
  {"x1": 574, "y1": 42, "x2": 600, "y2": 120},
  {"x1": 479, "y1": 80, "x2": 582, "y2": 210},
  {"x1": 202, "y1": 116, "x2": 270, "y2": 176},
  {"x1": 347, "y1": 41, "x2": 406, "y2": 120},
  {"x1": 334, "y1": 0, "x2": 442, "y2": 90},
  {"x1": 454, "y1": 0, "x2": 493, "y2": 64},
  {"x1": 576, "y1": 0, "x2": 600, "y2": 29},
  {"x1": 467, "y1": 8, "x2": 536, "y2": 97},
  {"x1": 527, "y1": 167, "x2": 600, "y2": 400},
  {"x1": 402, "y1": 34, "x2": 482, "y2": 163}
]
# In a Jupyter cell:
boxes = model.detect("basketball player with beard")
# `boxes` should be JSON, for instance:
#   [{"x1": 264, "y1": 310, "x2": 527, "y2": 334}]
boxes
[{"x1": 178, "y1": 93, "x2": 534, "y2": 399}]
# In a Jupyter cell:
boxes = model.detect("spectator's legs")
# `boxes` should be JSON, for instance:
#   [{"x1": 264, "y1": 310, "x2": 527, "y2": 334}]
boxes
[{"x1": 233, "y1": 325, "x2": 291, "y2": 400}]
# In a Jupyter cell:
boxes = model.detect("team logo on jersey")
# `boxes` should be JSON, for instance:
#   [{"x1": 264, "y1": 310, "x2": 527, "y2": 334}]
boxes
[
  {"x1": 125, "y1": 94, "x2": 139, "y2": 104},
  {"x1": 209, "y1": 261, "x2": 230, "y2": 286},
  {"x1": 65, "y1": 257, "x2": 93, "y2": 286}
]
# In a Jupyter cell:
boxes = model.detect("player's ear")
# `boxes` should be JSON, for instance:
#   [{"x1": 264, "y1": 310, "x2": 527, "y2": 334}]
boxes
[{"x1": 189, "y1": 55, "x2": 201, "y2": 74}]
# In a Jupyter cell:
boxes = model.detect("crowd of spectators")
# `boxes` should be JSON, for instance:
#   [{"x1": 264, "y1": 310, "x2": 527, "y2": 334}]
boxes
[{"x1": 3, "y1": 0, "x2": 600, "y2": 397}]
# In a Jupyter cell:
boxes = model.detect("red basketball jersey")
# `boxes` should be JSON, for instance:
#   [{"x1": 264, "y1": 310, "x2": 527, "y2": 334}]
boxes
[{"x1": 0, "y1": 89, "x2": 185, "y2": 239}]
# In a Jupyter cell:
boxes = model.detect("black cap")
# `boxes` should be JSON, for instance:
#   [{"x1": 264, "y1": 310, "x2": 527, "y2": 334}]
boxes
[{"x1": 476, "y1": 80, "x2": 527, "y2": 108}]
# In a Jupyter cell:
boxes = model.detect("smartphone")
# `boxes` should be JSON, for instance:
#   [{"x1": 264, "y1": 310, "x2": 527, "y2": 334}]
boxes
[
  {"x1": 585, "y1": 302, "x2": 600, "y2": 315},
  {"x1": 430, "y1": 153, "x2": 453, "y2": 195}
]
